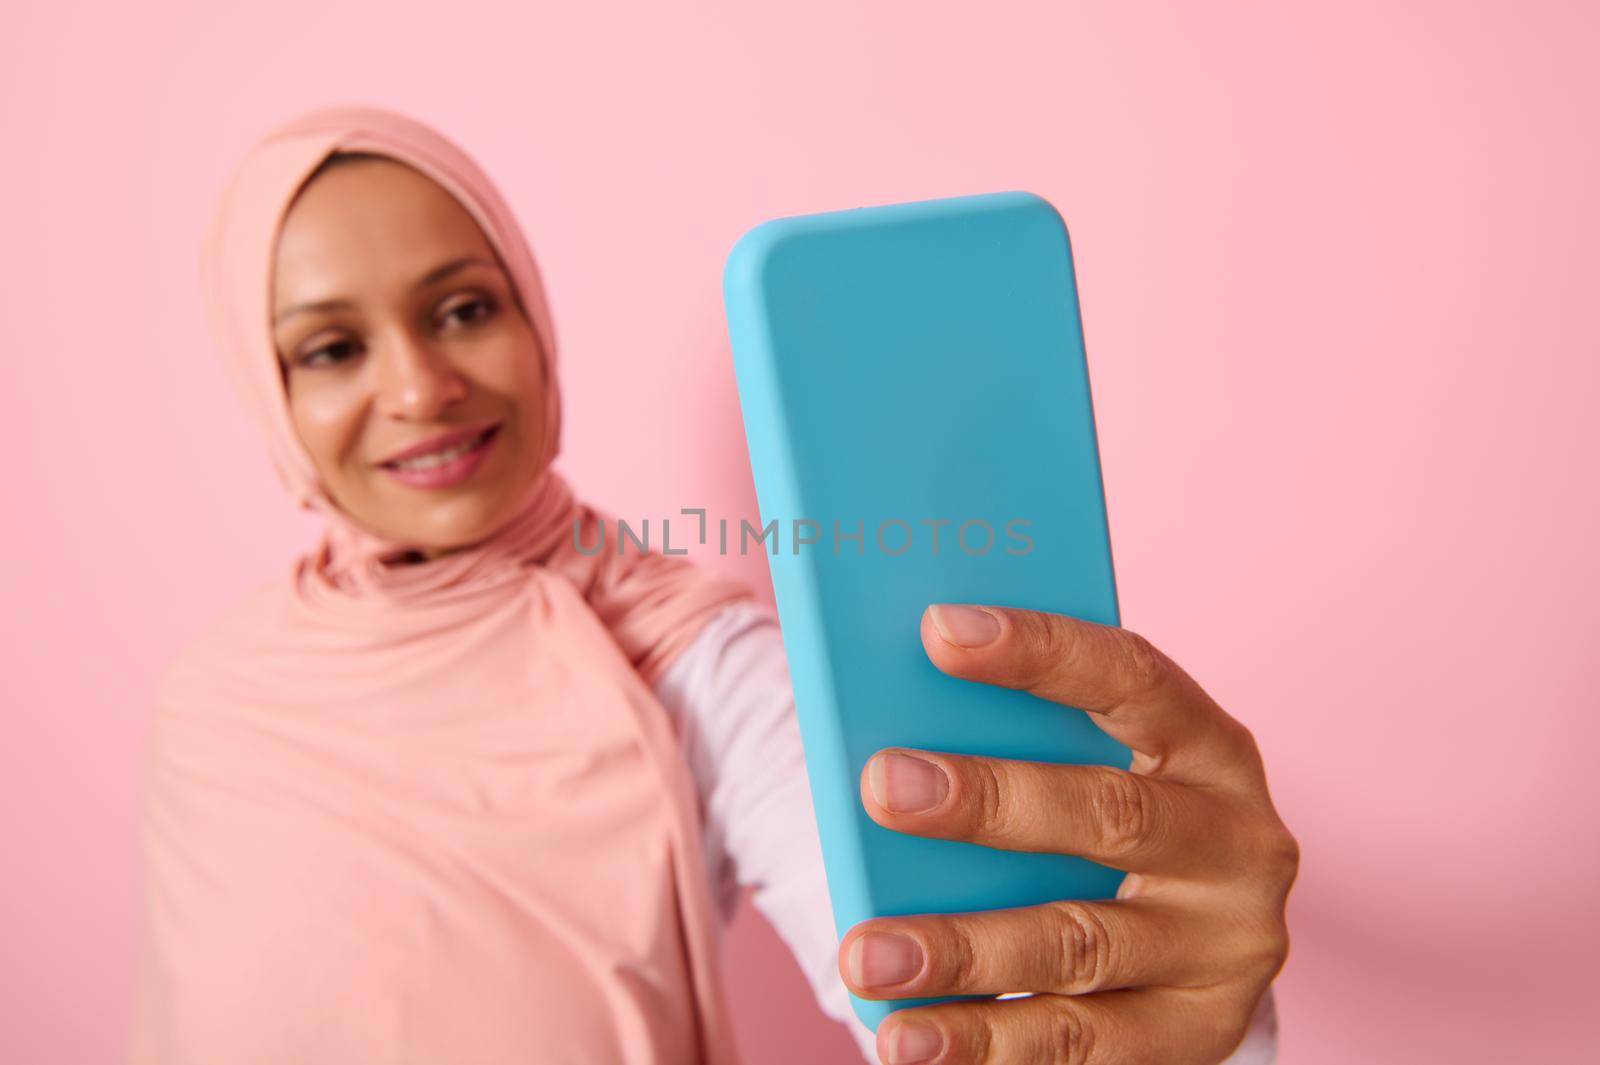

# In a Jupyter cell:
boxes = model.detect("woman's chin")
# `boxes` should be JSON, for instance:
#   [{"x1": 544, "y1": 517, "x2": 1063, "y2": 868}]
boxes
[{"x1": 354, "y1": 484, "x2": 521, "y2": 555}]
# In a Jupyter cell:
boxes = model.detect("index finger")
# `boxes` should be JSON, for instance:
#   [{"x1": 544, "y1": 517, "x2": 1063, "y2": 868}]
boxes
[{"x1": 921, "y1": 603, "x2": 1259, "y2": 785}]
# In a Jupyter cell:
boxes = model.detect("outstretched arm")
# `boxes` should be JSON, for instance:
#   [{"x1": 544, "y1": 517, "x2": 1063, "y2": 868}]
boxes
[
  {"x1": 653, "y1": 601, "x2": 1283, "y2": 1064},
  {"x1": 653, "y1": 600, "x2": 879, "y2": 1061}
]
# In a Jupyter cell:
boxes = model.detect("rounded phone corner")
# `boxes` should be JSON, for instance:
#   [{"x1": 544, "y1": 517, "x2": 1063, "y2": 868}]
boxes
[
  {"x1": 722, "y1": 216, "x2": 806, "y2": 300},
  {"x1": 1005, "y1": 190, "x2": 1075, "y2": 251}
]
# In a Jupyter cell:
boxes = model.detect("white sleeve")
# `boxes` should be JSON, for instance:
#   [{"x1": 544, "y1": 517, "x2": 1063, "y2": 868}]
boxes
[
  {"x1": 650, "y1": 600, "x2": 1279, "y2": 1065},
  {"x1": 652, "y1": 601, "x2": 879, "y2": 1061}
]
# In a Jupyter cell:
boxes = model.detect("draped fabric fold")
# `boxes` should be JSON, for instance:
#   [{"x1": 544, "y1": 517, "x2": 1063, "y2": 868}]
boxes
[{"x1": 130, "y1": 104, "x2": 752, "y2": 1065}]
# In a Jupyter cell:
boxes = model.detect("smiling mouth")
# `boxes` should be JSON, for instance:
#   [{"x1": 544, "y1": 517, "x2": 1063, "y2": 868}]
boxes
[{"x1": 381, "y1": 425, "x2": 500, "y2": 471}]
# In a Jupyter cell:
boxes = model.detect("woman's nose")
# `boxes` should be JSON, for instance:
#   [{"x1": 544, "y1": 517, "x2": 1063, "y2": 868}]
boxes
[{"x1": 373, "y1": 329, "x2": 468, "y2": 420}]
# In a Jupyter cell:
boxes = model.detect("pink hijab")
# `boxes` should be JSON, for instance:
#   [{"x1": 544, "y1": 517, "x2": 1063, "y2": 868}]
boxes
[{"x1": 130, "y1": 105, "x2": 752, "y2": 1064}]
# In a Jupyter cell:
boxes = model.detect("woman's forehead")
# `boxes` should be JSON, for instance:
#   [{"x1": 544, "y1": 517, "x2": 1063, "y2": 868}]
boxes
[{"x1": 272, "y1": 157, "x2": 502, "y2": 308}]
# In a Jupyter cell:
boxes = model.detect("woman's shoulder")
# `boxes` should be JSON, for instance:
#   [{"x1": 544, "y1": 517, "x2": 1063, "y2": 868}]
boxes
[
  {"x1": 668, "y1": 598, "x2": 783, "y2": 672},
  {"x1": 652, "y1": 598, "x2": 790, "y2": 732}
]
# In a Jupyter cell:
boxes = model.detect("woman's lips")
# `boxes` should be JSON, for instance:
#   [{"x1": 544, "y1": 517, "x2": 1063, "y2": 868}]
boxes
[{"x1": 378, "y1": 425, "x2": 500, "y2": 490}]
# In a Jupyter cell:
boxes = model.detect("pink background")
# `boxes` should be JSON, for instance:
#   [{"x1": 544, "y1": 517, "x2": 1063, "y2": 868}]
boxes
[{"x1": 3, "y1": 2, "x2": 1596, "y2": 1062}]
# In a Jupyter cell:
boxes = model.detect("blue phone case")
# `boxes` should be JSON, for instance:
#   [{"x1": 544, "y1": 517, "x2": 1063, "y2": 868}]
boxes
[{"x1": 722, "y1": 190, "x2": 1130, "y2": 1030}]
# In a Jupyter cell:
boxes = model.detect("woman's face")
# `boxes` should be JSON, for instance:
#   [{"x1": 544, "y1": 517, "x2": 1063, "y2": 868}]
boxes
[{"x1": 270, "y1": 156, "x2": 547, "y2": 553}]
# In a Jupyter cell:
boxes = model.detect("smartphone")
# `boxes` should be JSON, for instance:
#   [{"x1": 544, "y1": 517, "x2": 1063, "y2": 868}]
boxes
[{"x1": 722, "y1": 190, "x2": 1130, "y2": 1030}]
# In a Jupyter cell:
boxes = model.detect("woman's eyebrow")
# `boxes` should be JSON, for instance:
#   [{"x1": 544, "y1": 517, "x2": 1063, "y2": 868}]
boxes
[
  {"x1": 415, "y1": 254, "x2": 496, "y2": 290},
  {"x1": 273, "y1": 255, "x2": 497, "y2": 326}
]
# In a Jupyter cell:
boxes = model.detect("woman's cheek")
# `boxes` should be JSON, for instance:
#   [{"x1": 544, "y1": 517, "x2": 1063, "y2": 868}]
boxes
[
  {"x1": 288, "y1": 377, "x2": 370, "y2": 490},
  {"x1": 481, "y1": 332, "x2": 542, "y2": 398},
  {"x1": 483, "y1": 336, "x2": 548, "y2": 460}
]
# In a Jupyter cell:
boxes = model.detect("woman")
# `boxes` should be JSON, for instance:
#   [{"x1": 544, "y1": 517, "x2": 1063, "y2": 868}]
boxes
[{"x1": 130, "y1": 105, "x2": 1295, "y2": 1065}]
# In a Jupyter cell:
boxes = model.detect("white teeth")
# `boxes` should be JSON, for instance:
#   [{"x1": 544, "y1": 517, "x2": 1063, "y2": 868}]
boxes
[{"x1": 391, "y1": 432, "x2": 486, "y2": 470}]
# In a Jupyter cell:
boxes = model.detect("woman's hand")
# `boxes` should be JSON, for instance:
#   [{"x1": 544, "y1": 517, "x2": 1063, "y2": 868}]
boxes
[{"x1": 838, "y1": 604, "x2": 1297, "y2": 1065}]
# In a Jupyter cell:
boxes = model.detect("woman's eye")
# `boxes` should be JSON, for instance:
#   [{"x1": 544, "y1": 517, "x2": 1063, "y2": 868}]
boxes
[
  {"x1": 440, "y1": 296, "x2": 495, "y2": 329},
  {"x1": 300, "y1": 339, "x2": 358, "y2": 368}
]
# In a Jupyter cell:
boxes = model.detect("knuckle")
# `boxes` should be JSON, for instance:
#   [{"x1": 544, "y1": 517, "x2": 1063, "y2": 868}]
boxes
[
  {"x1": 1263, "y1": 924, "x2": 1291, "y2": 978},
  {"x1": 1259, "y1": 906, "x2": 1293, "y2": 977},
  {"x1": 1255, "y1": 821, "x2": 1300, "y2": 889},
  {"x1": 966, "y1": 757, "x2": 1012, "y2": 839},
  {"x1": 1046, "y1": 1001, "x2": 1095, "y2": 1065},
  {"x1": 1234, "y1": 908, "x2": 1292, "y2": 983},
  {"x1": 1049, "y1": 902, "x2": 1115, "y2": 993},
  {"x1": 1226, "y1": 718, "x2": 1271, "y2": 773},
  {"x1": 1038, "y1": 612, "x2": 1079, "y2": 661},
  {"x1": 962, "y1": 1014, "x2": 995, "y2": 1064},
  {"x1": 1235, "y1": 721, "x2": 1264, "y2": 760},
  {"x1": 1016, "y1": 610, "x2": 1073, "y2": 678},
  {"x1": 1115, "y1": 629, "x2": 1168, "y2": 698},
  {"x1": 941, "y1": 920, "x2": 983, "y2": 991},
  {"x1": 1089, "y1": 769, "x2": 1158, "y2": 861},
  {"x1": 1270, "y1": 828, "x2": 1301, "y2": 885}
]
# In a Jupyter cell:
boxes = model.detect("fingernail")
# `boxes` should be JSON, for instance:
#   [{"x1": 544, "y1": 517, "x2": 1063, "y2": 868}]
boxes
[
  {"x1": 887, "y1": 1020, "x2": 945, "y2": 1064},
  {"x1": 870, "y1": 752, "x2": 949, "y2": 814},
  {"x1": 848, "y1": 930, "x2": 924, "y2": 988},
  {"x1": 929, "y1": 603, "x2": 1000, "y2": 648}
]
